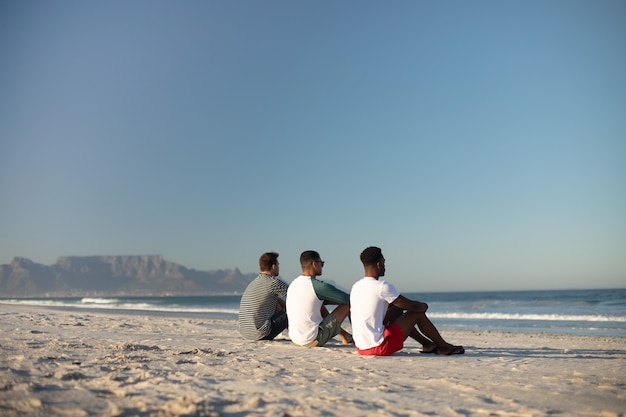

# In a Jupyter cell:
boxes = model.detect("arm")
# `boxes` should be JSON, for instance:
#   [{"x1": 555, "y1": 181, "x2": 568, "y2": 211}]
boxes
[
  {"x1": 272, "y1": 278, "x2": 288, "y2": 312},
  {"x1": 311, "y1": 278, "x2": 350, "y2": 305},
  {"x1": 275, "y1": 278, "x2": 289, "y2": 298},
  {"x1": 391, "y1": 294, "x2": 428, "y2": 313}
]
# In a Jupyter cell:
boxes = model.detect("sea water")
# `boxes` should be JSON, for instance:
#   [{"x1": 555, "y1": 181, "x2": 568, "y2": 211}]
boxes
[{"x1": 2, "y1": 288, "x2": 625, "y2": 338}]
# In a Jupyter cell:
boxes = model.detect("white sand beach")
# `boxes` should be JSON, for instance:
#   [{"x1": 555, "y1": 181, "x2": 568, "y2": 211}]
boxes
[{"x1": 1, "y1": 304, "x2": 624, "y2": 417}]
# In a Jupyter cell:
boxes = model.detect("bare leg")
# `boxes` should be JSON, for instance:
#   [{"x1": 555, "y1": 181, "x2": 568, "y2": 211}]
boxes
[
  {"x1": 395, "y1": 311, "x2": 464, "y2": 354},
  {"x1": 383, "y1": 304, "x2": 403, "y2": 325},
  {"x1": 329, "y1": 304, "x2": 353, "y2": 344},
  {"x1": 409, "y1": 328, "x2": 437, "y2": 352},
  {"x1": 413, "y1": 312, "x2": 465, "y2": 354},
  {"x1": 386, "y1": 306, "x2": 436, "y2": 352},
  {"x1": 339, "y1": 328, "x2": 353, "y2": 344},
  {"x1": 394, "y1": 312, "x2": 436, "y2": 351}
]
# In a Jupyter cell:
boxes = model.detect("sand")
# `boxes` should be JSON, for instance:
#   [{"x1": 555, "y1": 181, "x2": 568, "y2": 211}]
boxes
[{"x1": 0, "y1": 304, "x2": 624, "y2": 417}]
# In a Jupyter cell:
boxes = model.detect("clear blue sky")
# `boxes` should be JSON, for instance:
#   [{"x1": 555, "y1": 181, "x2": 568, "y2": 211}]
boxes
[{"x1": 1, "y1": 1, "x2": 624, "y2": 292}]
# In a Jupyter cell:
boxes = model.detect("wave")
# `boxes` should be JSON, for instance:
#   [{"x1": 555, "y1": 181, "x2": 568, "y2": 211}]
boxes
[
  {"x1": 80, "y1": 297, "x2": 120, "y2": 304},
  {"x1": 0, "y1": 298, "x2": 240, "y2": 315},
  {"x1": 2, "y1": 298, "x2": 625, "y2": 323},
  {"x1": 428, "y1": 312, "x2": 626, "y2": 322}
]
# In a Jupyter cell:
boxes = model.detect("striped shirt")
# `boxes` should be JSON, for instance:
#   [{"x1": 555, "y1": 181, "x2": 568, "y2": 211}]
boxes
[{"x1": 238, "y1": 273, "x2": 289, "y2": 340}]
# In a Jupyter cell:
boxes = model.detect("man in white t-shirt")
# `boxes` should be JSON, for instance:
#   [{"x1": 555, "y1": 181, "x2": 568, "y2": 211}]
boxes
[
  {"x1": 286, "y1": 250, "x2": 353, "y2": 347},
  {"x1": 350, "y1": 246, "x2": 464, "y2": 356}
]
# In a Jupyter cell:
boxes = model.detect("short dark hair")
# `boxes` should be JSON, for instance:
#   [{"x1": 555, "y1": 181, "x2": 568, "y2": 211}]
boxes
[
  {"x1": 259, "y1": 252, "x2": 279, "y2": 271},
  {"x1": 360, "y1": 246, "x2": 383, "y2": 266},
  {"x1": 300, "y1": 250, "x2": 320, "y2": 268}
]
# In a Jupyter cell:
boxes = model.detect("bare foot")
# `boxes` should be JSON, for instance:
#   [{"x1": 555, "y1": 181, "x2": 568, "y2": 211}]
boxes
[
  {"x1": 340, "y1": 331, "x2": 354, "y2": 345},
  {"x1": 421, "y1": 343, "x2": 438, "y2": 354}
]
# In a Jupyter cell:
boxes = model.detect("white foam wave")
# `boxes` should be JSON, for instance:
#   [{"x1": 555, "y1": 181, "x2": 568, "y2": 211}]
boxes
[
  {"x1": 80, "y1": 298, "x2": 120, "y2": 304},
  {"x1": 0, "y1": 299, "x2": 239, "y2": 315},
  {"x1": 428, "y1": 312, "x2": 626, "y2": 322},
  {"x1": 2, "y1": 299, "x2": 624, "y2": 323},
  {"x1": 1, "y1": 299, "x2": 66, "y2": 307}
]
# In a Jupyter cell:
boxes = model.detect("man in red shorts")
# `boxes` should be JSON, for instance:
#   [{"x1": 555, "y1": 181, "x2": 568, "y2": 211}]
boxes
[{"x1": 350, "y1": 246, "x2": 464, "y2": 356}]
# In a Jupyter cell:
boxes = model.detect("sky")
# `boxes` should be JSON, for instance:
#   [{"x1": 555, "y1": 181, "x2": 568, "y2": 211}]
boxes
[{"x1": 1, "y1": 1, "x2": 624, "y2": 293}]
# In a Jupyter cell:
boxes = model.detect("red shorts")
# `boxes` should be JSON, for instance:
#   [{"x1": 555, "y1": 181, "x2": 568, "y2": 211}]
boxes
[{"x1": 356, "y1": 322, "x2": 404, "y2": 356}]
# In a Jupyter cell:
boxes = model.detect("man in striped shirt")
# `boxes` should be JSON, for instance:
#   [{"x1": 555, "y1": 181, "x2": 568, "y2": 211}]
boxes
[{"x1": 238, "y1": 252, "x2": 289, "y2": 341}]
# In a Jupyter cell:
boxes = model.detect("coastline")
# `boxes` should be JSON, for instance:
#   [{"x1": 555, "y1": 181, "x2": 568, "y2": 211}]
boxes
[
  {"x1": 1, "y1": 304, "x2": 624, "y2": 417},
  {"x1": 3, "y1": 288, "x2": 624, "y2": 338}
]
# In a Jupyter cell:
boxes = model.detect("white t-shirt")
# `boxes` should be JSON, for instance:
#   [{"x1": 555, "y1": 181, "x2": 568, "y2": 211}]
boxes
[
  {"x1": 350, "y1": 277, "x2": 400, "y2": 350},
  {"x1": 287, "y1": 275, "x2": 323, "y2": 345},
  {"x1": 287, "y1": 275, "x2": 351, "y2": 346}
]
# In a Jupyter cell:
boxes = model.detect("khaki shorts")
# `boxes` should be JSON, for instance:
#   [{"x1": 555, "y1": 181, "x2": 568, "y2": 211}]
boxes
[{"x1": 304, "y1": 314, "x2": 342, "y2": 347}]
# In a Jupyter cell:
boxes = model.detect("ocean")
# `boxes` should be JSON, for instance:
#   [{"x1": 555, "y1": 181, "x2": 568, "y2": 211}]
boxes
[{"x1": 2, "y1": 288, "x2": 625, "y2": 338}]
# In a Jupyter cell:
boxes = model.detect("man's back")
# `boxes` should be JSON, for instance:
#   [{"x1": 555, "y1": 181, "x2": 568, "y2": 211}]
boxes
[
  {"x1": 286, "y1": 275, "x2": 322, "y2": 345},
  {"x1": 238, "y1": 274, "x2": 288, "y2": 340},
  {"x1": 350, "y1": 277, "x2": 400, "y2": 350}
]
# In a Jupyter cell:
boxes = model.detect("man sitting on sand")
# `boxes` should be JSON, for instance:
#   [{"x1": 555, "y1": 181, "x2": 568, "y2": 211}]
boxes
[
  {"x1": 286, "y1": 250, "x2": 353, "y2": 347},
  {"x1": 350, "y1": 246, "x2": 464, "y2": 356},
  {"x1": 238, "y1": 252, "x2": 289, "y2": 341}
]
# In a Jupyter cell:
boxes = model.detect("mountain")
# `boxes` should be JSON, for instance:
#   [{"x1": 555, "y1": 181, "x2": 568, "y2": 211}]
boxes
[{"x1": 0, "y1": 256, "x2": 256, "y2": 297}]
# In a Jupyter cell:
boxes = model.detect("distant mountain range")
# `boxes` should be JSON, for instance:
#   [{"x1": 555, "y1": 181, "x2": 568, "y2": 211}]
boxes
[{"x1": 0, "y1": 255, "x2": 256, "y2": 297}]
